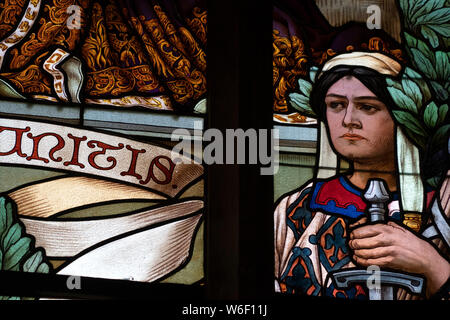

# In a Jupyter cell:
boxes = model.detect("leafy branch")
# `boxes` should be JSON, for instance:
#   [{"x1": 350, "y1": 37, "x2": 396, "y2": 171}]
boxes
[
  {"x1": 0, "y1": 196, "x2": 52, "y2": 300},
  {"x1": 399, "y1": 0, "x2": 450, "y2": 102},
  {"x1": 391, "y1": 0, "x2": 450, "y2": 187},
  {"x1": 287, "y1": 66, "x2": 318, "y2": 118}
]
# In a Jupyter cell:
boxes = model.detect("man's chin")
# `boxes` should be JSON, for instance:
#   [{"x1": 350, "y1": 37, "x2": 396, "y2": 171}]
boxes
[{"x1": 339, "y1": 153, "x2": 371, "y2": 163}]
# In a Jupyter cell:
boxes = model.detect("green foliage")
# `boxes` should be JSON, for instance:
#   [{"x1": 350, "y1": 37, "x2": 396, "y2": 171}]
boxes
[
  {"x1": 410, "y1": 48, "x2": 438, "y2": 78},
  {"x1": 401, "y1": 0, "x2": 450, "y2": 48},
  {"x1": 388, "y1": 0, "x2": 449, "y2": 164},
  {"x1": 287, "y1": 67, "x2": 318, "y2": 118},
  {"x1": 387, "y1": 86, "x2": 419, "y2": 114},
  {"x1": 423, "y1": 101, "x2": 439, "y2": 128},
  {"x1": 289, "y1": 92, "x2": 316, "y2": 117},
  {"x1": 404, "y1": 67, "x2": 432, "y2": 101},
  {"x1": 309, "y1": 66, "x2": 319, "y2": 82},
  {"x1": 437, "y1": 103, "x2": 449, "y2": 126},
  {"x1": 430, "y1": 124, "x2": 450, "y2": 150},
  {"x1": 392, "y1": 110, "x2": 428, "y2": 148},
  {"x1": 400, "y1": 1, "x2": 450, "y2": 104},
  {"x1": 0, "y1": 196, "x2": 52, "y2": 300}
]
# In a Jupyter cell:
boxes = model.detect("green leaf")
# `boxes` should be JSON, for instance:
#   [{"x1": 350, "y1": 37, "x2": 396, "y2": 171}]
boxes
[
  {"x1": 427, "y1": 23, "x2": 450, "y2": 37},
  {"x1": 386, "y1": 77, "x2": 403, "y2": 91},
  {"x1": 421, "y1": 25, "x2": 440, "y2": 48},
  {"x1": 443, "y1": 36, "x2": 450, "y2": 48},
  {"x1": 288, "y1": 92, "x2": 316, "y2": 117},
  {"x1": 2, "y1": 223, "x2": 21, "y2": 252},
  {"x1": 3, "y1": 237, "x2": 31, "y2": 270},
  {"x1": 404, "y1": 67, "x2": 432, "y2": 101},
  {"x1": 424, "y1": 102, "x2": 439, "y2": 128},
  {"x1": 430, "y1": 124, "x2": 450, "y2": 151},
  {"x1": 430, "y1": 80, "x2": 449, "y2": 101},
  {"x1": 399, "y1": 0, "x2": 409, "y2": 15},
  {"x1": 417, "y1": 38, "x2": 436, "y2": 64},
  {"x1": 297, "y1": 78, "x2": 312, "y2": 97},
  {"x1": 404, "y1": 66, "x2": 422, "y2": 80},
  {"x1": 415, "y1": 8, "x2": 450, "y2": 25},
  {"x1": 0, "y1": 196, "x2": 51, "y2": 300},
  {"x1": 401, "y1": 77, "x2": 423, "y2": 108},
  {"x1": 289, "y1": 92, "x2": 309, "y2": 106},
  {"x1": 309, "y1": 66, "x2": 318, "y2": 82},
  {"x1": 36, "y1": 263, "x2": 50, "y2": 274},
  {"x1": 435, "y1": 51, "x2": 450, "y2": 81},
  {"x1": 410, "y1": 48, "x2": 437, "y2": 79},
  {"x1": 0, "y1": 199, "x2": 14, "y2": 245},
  {"x1": 409, "y1": 0, "x2": 430, "y2": 22},
  {"x1": 404, "y1": 32, "x2": 418, "y2": 49},
  {"x1": 401, "y1": 126, "x2": 427, "y2": 149},
  {"x1": 411, "y1": 0, "x2": 446, "y2": 24},
  {"x1": 404, "y1": 33, "x2": 435, "y2": 69},
  {"x1": 393, "y1": 110, "x2": 428, "y2": 146},
  {"x1": 23, "y1": 250, "x2": 43, "y2": 273},
  {"x1": 387, "y1": 86, "x2": 419, "y2": 113},
  {"x1": 0, "y1": 198, "x2": 9, "y2": 234},
  {"x1": 426, "y1": 176, "x2": 441, "y2": 188},
  {"x1": 437, "y1": 104, "x2": 448, "y2": 126}
]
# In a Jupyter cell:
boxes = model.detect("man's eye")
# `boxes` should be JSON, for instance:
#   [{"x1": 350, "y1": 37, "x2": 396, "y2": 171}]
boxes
[
  {"x1": 329, "y1": 102, "x2": 344, "y2": 109},
  {"x1": 360, "y1": 104, "x2": 376, "y2": 112}
]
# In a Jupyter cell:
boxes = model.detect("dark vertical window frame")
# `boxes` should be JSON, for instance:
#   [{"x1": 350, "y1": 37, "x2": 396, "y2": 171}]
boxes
[{"x1": 206, "y1": 1, "x2": 274, "y2": 299}]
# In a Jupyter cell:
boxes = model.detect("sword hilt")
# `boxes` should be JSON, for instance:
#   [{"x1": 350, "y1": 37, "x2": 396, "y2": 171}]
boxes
[
  {"x1": 330, "y1": 179, "x2": 425, "y2": 299},
  {"x1": 364, "y1": 179, "x2": 390, "y2": 223},
  {"x1": 331, "y1": 269, "x2": 424, "y2": 295}
]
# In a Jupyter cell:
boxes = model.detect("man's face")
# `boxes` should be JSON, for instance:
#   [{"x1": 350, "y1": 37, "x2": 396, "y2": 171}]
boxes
[{"x1": 325, "y1": 76, "x2": 395, "y2": 164}]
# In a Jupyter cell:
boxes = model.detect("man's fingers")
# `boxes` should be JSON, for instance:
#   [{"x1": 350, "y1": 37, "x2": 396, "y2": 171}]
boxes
[
  {"x1": 348, "y1": 234, "x2": 389, "y2": 250},
  {"x1": 349, "y1": 216, "x2": 367, "y2": 229},
  {"x1": 353, "y1": 246, "x2": 394, "y2": 259},
  {"x1": 353, "y1": 255, "x2": 393, "y2": 267},
  {"x1": 350, "y1": 223, "x2": 385, "y2": 240}
]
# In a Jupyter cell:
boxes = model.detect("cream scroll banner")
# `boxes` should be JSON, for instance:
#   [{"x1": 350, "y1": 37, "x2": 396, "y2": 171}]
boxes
[
  {"x1": 0, "y1": 117, "x2": 202, "y2": 198},
  {"x1": 0, "y1": 117, "x2": 204, "y2": 284}
]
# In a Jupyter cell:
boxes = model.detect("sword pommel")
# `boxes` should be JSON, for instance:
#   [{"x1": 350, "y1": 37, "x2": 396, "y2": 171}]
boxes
[{"x1": 364, "y1": 179, "x2": 390, "y2": 223}]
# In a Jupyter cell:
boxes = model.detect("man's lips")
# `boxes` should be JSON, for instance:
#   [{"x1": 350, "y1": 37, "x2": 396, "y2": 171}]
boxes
[{"x1": 341, "y1": 133, "x2": 365, "y2": 141}]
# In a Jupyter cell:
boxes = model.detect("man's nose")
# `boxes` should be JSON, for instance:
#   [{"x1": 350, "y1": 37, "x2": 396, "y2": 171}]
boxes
[{"x1": 342, "y1": 104, "x2": 362, "y2": 128}]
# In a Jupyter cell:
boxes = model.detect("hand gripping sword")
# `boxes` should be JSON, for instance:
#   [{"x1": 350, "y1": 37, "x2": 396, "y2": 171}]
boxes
[{"x1": 330, "y1": 179, "x2": 424, "y2": 300}]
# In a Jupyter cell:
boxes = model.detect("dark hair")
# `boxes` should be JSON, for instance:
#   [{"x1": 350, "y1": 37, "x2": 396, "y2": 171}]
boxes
[{"x1": 310, "y1": 66, "x2": 396, "y2": 120}]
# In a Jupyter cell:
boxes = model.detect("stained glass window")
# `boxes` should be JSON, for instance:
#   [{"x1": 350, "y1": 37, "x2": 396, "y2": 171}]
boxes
[
  {"x1": 273, "y1": 0, "x2": 449, "y2": 300},
  {"x1": 0, "y1": 0, "x2": 206, "y2": 300}
]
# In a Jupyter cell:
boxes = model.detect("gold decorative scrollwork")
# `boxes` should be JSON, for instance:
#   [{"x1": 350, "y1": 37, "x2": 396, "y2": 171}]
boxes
[
  {"x1": 312, "y1": 36, "x2": 406, "y2": 66},
  {"x1": 2, "y1": 63, "x2": 52, "y2": 94},
  {"x1": 0, "y1": 0, "x2": 26, "y2": 38},
  {"x1": 0, "y1": 0, "x2": 206, "y2": 110},
  {"x1": 185, "y1": 7, "x2": 206, "y2": 46},
  {"x1": 273, "y1": 29, "x2": 308, "y2": 113}
]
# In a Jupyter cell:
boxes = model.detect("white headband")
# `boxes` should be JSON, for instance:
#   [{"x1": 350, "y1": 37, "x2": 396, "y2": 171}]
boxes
[{"x1": 320, "y1": 51, "x2": 402, "y2": 77}]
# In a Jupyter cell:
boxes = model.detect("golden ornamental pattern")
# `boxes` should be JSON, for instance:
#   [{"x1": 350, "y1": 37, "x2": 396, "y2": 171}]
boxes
[
  {"x1": 0, "y1": 0, "x2": 206, "y2": 111},
  {"x1": 0, "y1": 0, "x2": 27, "y2": 38},
  {"x1": 185, "y1": 7, "x2": 206, "y2": 46},
  {"x1": 273, "y1": 29, "x2": 308, "y2": 113}
]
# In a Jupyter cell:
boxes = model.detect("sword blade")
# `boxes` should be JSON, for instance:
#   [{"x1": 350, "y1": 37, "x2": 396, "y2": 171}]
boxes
[{"x1": 369, "y1": 285, "x2": 394, "y2": 300}]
